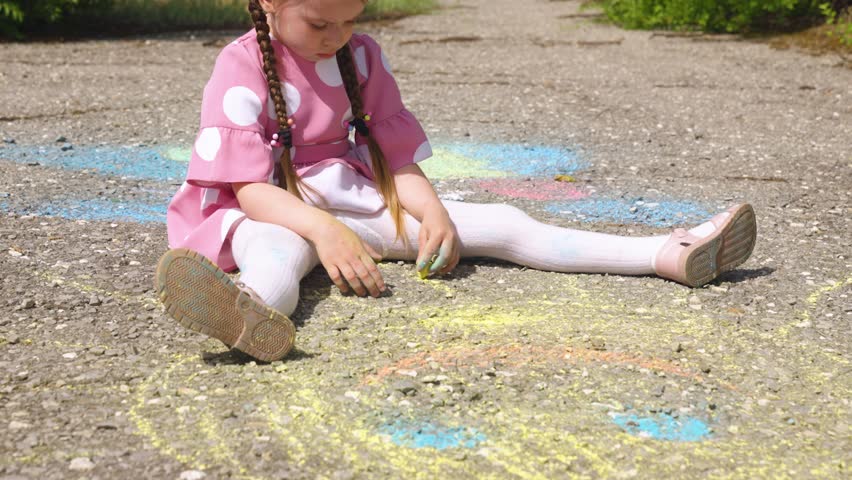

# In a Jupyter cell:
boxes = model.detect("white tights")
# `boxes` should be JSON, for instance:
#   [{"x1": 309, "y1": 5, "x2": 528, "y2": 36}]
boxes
[{"x1": 229, "y1": 200, "x2": 719, "y2": 316}]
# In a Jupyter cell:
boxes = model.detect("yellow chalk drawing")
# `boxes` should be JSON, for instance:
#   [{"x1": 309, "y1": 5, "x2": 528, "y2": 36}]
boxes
[
  {"x1": 419, "y1": 148, "x2": 508, "y2": 180},
  {"x1": 780, "y1": 276, "x2": 852, "y2": 336},
  {"x1": 163, "y1": 146, "x2": 192, "y2": 162},
  {"x1": 128, "y1": 358, "x2": 198, "y2": 467},
  {"x1": 127, "y1": 273, "x2": 850, "y2": 478},
  {"x1": 35, "y1": 268, "x2": 159, "y2": 309}
]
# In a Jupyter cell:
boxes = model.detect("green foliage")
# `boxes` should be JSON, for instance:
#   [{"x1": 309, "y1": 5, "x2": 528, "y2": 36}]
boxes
[
  {"x1": 0, "y1": 0, "x2": 112, "y2": 38},
  {"x1": 821, "y1": 2, "x2": 852, "y2": 45},
  {"x1": 0, "y1": 1, "x2": 23, "y2": 37},
  {"x1": 593, "y1": 0, "x2": 833, "y2": 32},
  {"x1": 0, "y1": 2, "x2": 23, "y2": 22},
  {"x1": 1, "y1": 0, "x2": 437, "y2": 39},
  {"x1": 362, "y1": 0, "x2": 437, "y2": 20},
  {"x1": 69, "y1": 0, "x2": 249, "y2": 33}
]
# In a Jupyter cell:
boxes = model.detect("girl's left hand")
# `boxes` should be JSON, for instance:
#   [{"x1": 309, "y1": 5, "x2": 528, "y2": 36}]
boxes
[{"x1": 416, "y1": 202, "x2": 460, "y2": 276}]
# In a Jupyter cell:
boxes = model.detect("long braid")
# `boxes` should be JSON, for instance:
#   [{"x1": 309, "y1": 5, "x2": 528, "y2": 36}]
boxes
[
  {"x1": 247, "y1": 1, "x2": 303, "y2": 198},
  {"x1": 337, "y1": 44, "x2": 407, "y2": 245}
]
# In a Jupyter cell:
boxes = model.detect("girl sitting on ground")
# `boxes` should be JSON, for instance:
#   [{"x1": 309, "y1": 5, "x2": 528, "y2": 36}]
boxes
[{"x1": 155, "y1": 0, "x2": 757, "y2": 362}]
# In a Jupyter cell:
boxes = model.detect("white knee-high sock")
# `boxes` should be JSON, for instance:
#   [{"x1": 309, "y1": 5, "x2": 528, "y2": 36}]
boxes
[{"x1": 231, "y1": 219, "x2": 319, "y2": 316}]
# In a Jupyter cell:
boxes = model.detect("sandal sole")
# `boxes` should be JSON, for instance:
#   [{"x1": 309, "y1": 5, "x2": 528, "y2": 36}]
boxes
[
  {"x1": 682, "y1": 204, "x2": 757, "y2": 287},
  {"x1": 154, "y1": 248, "x2": 295, "y2": 362}
]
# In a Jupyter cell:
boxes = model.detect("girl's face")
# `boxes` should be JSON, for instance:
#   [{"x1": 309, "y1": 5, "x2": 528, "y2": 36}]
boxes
[{"x1": 260, "y1": 0, "x2": 365, "y2": 62}]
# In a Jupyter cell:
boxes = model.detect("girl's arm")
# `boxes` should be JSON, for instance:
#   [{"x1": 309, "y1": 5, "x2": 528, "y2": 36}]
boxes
[
  {"x1": 392, "y1": 164, "x2": 442, "y2": 222},
  {"x1": 233, "y1": 182, "x2": 386, "y2": 297},
  {"x1": 233, "y1": 182, "x2": 334, "y2": 241},
  {"x1": 392, "y1": 164, "x2": 460, "y2": 274}
]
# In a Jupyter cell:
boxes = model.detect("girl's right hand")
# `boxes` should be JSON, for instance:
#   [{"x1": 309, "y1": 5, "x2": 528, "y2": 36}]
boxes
[{"x1": 312, "y1": 218, "x2": 386, "y2": 298}]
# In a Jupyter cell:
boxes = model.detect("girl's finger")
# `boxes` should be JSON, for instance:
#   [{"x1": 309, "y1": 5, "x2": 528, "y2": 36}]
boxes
[
  {"x1": 362, "y1": 255, "x2": 387, "y2": 294},
  {"x1": 429, "y1": 239, "x2": 454, "y2": 272},
  {"x1": 417, "y1": 237, "x2": 441, "y2": 271},
  {"x1": 352, "y1": 260, "x2": 381, "y2": 297},
  {"x1": 338, "y1": 263, "x2": 367, "y2": 296},
  {"x1": 439, "y1": 249, "x2": 460, "y2": 274},
  {"x1": 362, "y1": 241, "x2": 383, "y2": 262},
  {"x1": 325, "y1": 265, "x2": 349, "y2": 294},
  {"x1": 417, "y1": 228, "x2": 429, "y2": 262}
]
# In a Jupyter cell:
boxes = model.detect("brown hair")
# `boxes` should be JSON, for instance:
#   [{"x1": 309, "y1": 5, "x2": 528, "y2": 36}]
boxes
[{"x1": 247, "y1": 0, "x2": 407, "y2": 244}]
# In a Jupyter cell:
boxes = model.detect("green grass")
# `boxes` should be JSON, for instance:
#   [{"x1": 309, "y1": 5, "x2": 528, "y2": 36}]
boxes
[
  {"x1": 585, "y1": 0, "x2": 833, "y2": 32},
  {"x1": 362, "y1": 0, "x2": 437, "y2": 20},
  {"x1": 81, "y1": 0, "x2": 248, "y2": 31}
]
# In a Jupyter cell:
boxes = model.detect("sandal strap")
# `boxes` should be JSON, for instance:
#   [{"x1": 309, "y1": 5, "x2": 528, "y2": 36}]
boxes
[
  {"x1": 232, "y1": 282, "x2": 268, "y2": 346},
  {"x1": 654, "y1": 228, "x2": 701, "y2": 283}
]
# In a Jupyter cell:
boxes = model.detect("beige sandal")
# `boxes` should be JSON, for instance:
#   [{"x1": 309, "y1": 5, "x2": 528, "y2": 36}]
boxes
[
  {"x1": 154, "y1": 248, "x2": 296, "y2": 362},
  {"x1": 654, "y1": 204, "x2": 757, "y2": 287}
]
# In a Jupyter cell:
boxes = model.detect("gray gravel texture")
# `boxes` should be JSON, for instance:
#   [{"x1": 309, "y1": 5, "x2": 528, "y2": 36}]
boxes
[{"x1": 1, "y1": 0, "x2": 850, "y2": 478}]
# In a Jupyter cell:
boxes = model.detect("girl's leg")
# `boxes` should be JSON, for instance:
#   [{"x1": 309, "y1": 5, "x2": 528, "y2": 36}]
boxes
[
  {"x1": 334, "y1": 201, "x2": 754, "y2": 280},
  {"x1": 231, "y1": 218, "x2": 320, "y2": 316},
  {"x1": 155, "y1": 230, "x2": 301, "y2": 361},
  {"x1": 438, "y1": 201, "x2": 668, "y2": 275}
]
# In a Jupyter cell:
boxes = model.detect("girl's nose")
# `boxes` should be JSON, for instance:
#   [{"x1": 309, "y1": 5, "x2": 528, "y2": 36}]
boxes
[{"x1": 325, "y1": 26, "x2": 345, "y2": 48}]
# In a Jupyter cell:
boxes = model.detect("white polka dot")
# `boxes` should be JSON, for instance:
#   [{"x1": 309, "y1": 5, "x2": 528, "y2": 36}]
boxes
[
  {"x1": 194, "y1": 127, "x2": 221, "y2": 162},
  {"x1": 268, "y1": 82, "x2": 301, "y2": 120},
  {"x1": 223, "y1": 86, "x2": 262, "y2": 126},
  {"x1": 354, "y1": 46, "x2": 369, "y2": 79},
  {"x1": 341, "y1": 106, "x2": 353, "y2": 129},
  {"x1": 284, "y1": 83, "x2": 301, "y2": 115},
  {"x1": 381, "y1": 50, "x2": 393, "y2": 74},
  {"x1": 315, "y1": 57, "x2": 343, "y2": 87},
  {"x1": 413, "y1": 141, "x2": 432, "y2": 162},
  {"x1": 220, "y1": 209, "x2": 246, "y2": 241},
  {"x1": 201, "y1": 188, "x2": 219, "y2": 210}
]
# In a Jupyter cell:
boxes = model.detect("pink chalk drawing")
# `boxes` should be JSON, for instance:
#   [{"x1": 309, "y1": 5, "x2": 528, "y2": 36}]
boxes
[
  {"x1": 475, "y1": 178, "x2": 589, "y2": 201},
  {"x1": 363, "y1": 345, "x2": 737, "y2": 391}
]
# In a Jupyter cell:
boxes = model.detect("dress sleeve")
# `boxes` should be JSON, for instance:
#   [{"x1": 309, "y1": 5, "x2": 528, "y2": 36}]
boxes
[
  {"x1": 186, "y1": 41, "x2": 276, "y2": 187},
  {"x1": 351, "y1": 34, "x2": 432, "y2": 172}
]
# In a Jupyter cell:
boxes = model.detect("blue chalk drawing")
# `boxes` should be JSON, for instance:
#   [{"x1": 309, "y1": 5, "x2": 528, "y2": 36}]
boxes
[
  {"x1": 611, "y1": 412, "x2": 712, "y2": 442},
  {"x1": 379, "y1": 419, "x2": 486, "y2": 450},
  {"x1": 1, "y1": 144, "x2": 186, "y2": 182},
  {"x1": 546, "y1": 198, "x2": 711, "y2": 227},
  {"x1": 2, "y1": 143, "x2": 586, "y2": 181},
  {"x1": 1, "y1": 143, "x2": 713, "y2": 229},
  {"x1": 442, "y1": 142, "x2": 587, "y2": 177},
  {"x1": 11, "y1": 199, "x2": 167, "y2": 223}
]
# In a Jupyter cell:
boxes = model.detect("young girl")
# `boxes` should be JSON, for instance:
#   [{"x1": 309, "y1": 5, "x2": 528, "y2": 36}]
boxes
[{"x1": 155, "y1": 0, "x2": 757, "y2": 362}]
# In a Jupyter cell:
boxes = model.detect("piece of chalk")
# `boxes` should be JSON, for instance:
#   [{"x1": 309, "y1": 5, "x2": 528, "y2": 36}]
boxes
[{"x1": 417, "y1": 254, "x2": 438, "y2": 279}]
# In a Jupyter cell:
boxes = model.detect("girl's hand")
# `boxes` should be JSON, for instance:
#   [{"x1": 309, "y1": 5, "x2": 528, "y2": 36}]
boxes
[
  {"x1": 312, "y1": 217, "x2": 386, "y2": 297},
  {"x1": 416, "y1": 202, "x2": 460, "y2": 277}
]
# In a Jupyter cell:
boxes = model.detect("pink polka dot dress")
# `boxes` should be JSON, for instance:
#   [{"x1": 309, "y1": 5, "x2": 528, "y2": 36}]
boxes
[{"x1": 166, "y1": 31, "x2": 432, "y2": 272}]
